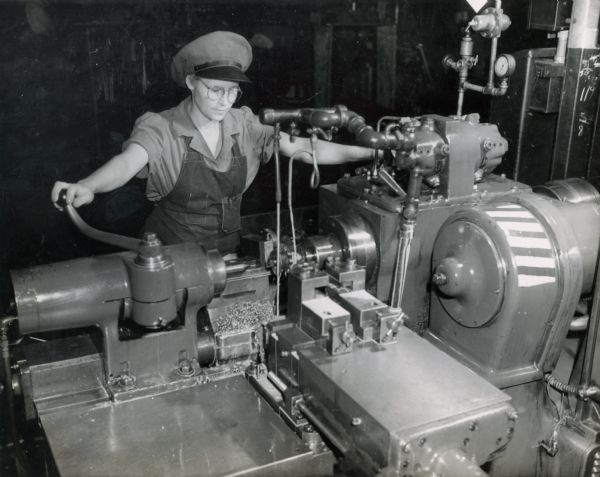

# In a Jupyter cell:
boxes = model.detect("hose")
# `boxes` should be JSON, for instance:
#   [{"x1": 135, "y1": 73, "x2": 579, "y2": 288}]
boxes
[
  {"x1": 259, "y1": 106, "x2": 405, "y2": 150},
  {"x1": 287, "y1": 149, "x2": 313, "y2": 263},
  {"x1": 545, "y1": 374, "x2": 600, "y2": 400},
  {"x1": 545, "y1": 375, "x2": 581, "y2": 395}
]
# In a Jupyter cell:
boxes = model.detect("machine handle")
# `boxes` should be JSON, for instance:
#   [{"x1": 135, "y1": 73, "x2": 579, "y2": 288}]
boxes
[{"x1": 58, "y1": 189, "x2": 141, "y2": 251}]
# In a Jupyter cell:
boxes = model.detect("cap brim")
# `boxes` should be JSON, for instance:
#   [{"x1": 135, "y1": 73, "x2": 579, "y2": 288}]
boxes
[{"x1": 196, "y1": 66, "x2": 251, "y2": 83}]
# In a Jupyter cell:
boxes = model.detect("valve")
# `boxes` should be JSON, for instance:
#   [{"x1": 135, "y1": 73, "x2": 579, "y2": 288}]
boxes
[
  {"x1": 443, "y1": 3, "x2": 512, "y2": 115},
  {"x1": 469, "y1": 8, "x2": 511, "y2": 38}
]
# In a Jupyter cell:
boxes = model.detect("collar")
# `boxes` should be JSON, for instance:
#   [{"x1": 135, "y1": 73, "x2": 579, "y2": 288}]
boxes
[{"x1": 171, "y1": 97, "x2": 241, "y2": 157}]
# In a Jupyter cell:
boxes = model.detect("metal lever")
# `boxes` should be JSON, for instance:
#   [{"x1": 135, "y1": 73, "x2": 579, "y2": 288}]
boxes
[
  {"x1": 378, "y1": 169, "x2": 407, "y2": 200},
  {"x1": 58, "y1": 189, "x2": 141, "y2": 251}
]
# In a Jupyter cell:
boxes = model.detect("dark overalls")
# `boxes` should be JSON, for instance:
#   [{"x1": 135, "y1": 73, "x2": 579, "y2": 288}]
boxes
[{"x1": 143, "y1": 134, "x2": 246, "y2": 253}]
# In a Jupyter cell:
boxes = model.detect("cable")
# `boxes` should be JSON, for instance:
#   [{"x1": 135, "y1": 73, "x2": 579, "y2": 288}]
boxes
[
  {"x1": 287, "y1": 149, "x2": 313, "y2": 264},
  {"x1": 273, "y1": 124, "x2": 282, "y2": 317},
  {"x1": 544, "y1": 380, "x2": 561, "y2": 422},
  {"x1": 545, "y1": 375, "x2": 582, "y2": 396},
  {"x1": 308, "y1": 134, "x2": 321, "y2": 189}
]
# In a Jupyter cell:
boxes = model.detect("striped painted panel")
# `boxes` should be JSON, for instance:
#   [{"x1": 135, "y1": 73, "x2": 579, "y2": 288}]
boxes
[{"x1": 485, "y1": 203, "x2": 556, "y2": 288}]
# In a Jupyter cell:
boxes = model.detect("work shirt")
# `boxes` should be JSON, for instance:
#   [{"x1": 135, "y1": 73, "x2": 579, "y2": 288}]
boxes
[{"x1": 124, "y1": 97, "x2": 274, "y2": 202}]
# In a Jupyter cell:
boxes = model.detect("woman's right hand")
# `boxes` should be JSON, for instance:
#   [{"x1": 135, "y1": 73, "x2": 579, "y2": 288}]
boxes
[{"x1": 51, "y1": 181, "x2": 95, "y2": 210}]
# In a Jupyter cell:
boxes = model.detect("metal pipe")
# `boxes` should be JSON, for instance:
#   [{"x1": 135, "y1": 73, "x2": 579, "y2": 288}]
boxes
[
  {"x1": 453, "y1": 2, "x2": 510, "y2": 113},
  {"x1": 260, "y1": 107, "x2": 405, "y2": 150},
  {"x1": 513, "y1": 50, "x2": 536, "y2": 180},
  {"x1": 344, "y1": 111, "x2": 399, "y2": 149},
  {"x1": 463, "y1": 79, "x2": 509, "y2": 96},
  {"x1": 488, "y1": 37, "x2": 498, "y2": 88},
  {"x1": 390, "y1": 223, "x2": 414, "y2": 308},
  {"x1": 456, "y1": 87, "x2": 465, "y2": 117},
  {"x1": 390, "y1": 168, "x2": 423, "y2": 308},
  {"x1": 555, "y1": 30, "x2": 569, "y2": 63},
  {"x1": 568, "y1": 0, "x2": 600, "y2": 49}
]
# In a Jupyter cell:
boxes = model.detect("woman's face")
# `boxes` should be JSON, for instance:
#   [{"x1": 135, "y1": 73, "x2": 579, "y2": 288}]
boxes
[{"x1": 186, "y1": 76, "x2": 240, "y2": 122}]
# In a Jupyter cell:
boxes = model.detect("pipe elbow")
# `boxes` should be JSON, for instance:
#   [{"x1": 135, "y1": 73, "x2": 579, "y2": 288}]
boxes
[
  {"x1": 304, "y1": 110, "x2": 342, "y2": 128},
  {"x1": 345, "y1": 113, "x2": 392, "y2": 149},
  {"x1": 490, "y1": 82, "x2": 509, "y2": 96},
  {"x1": 356, "y1": 127, "x2": 389, "y2": 149}
]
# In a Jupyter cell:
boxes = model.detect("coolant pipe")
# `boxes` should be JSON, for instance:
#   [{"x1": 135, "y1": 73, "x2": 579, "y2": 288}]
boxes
[
  {"x1": 390, "y1": 223, "x2": 414, "y2": 309},
  {"x1": 463, "y1": 79, "x2": 509, "y2": 96},
  {"x1": 344, "y1": 110, "x2": 401, "y2": 149},
  {"x1": 452, "y1": 0, "x2": 510, "y2": 113},
  {"x1": 260, "y1": 106, "x2": 405, "y2": 150},
  {"x1": 390, "y1": 168, "x2": 423, "y2": 308}
]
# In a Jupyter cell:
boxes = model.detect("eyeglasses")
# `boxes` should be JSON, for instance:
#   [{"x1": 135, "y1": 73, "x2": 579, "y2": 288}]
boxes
[{"x1": 197, "y1": 78, "x2": 242, "y2": 103}]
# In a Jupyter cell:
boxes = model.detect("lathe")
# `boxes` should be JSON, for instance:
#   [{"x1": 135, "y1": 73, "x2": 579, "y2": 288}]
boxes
[{"x1": 4, "y1": 3, "x2": 600, "y2": 476}]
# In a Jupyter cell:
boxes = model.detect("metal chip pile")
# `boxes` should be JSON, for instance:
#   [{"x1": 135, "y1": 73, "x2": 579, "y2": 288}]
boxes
[{"x1": 212, "y1": 299, "x2": 274, "y2": 334}]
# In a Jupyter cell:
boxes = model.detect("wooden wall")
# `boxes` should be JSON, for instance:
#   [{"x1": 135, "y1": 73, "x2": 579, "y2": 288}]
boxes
[{"x1": 0, "y1": 0, "x2": 552, "y2": 297}]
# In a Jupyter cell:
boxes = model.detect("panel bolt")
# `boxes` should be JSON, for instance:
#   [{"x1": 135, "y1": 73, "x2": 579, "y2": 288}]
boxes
[{"x1": 351, "y1": 417, "x2": 362, "y2": 427}]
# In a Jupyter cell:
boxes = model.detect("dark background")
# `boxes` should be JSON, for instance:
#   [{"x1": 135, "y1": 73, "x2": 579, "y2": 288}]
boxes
[{"x1": 0, "y1": 0, "x2": 552, "y2": 308}]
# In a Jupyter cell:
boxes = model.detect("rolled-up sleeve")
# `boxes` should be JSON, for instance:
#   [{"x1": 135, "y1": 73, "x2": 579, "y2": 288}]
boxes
[
  {"x1": 122, "y1": 112, "x2": 171, "y2": 200},
  {"x1": 123, "y1": 112, "x2": 166, "y2": 165}
]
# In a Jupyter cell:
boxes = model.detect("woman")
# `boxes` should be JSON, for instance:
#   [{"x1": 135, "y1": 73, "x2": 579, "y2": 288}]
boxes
[{"x1": 52, "y1": 31, "x2": 374, "y2": 253}]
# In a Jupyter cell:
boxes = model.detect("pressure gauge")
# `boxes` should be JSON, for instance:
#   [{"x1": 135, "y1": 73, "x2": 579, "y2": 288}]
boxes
[{"x1": 494, "y1": 54, "x2": 516, "y2": 79}]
